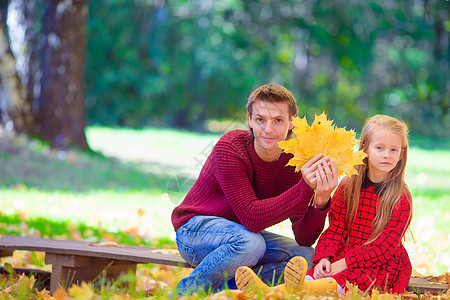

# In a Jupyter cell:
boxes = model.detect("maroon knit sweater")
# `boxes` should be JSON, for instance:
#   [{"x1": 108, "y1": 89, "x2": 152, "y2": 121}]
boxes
[{"x1": 171, "y1": 130, "x2": 329, "y2": 246}]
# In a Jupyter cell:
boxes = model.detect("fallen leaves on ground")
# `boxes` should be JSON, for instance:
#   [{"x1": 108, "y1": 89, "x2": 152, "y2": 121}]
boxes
[
  {"x1": 425, "y1": 273, "x2": 450, "y2": 284},
  {"x1": 68, "y1": 282, "x2": 97, "y2": 299},
  {"x1": 0, "y1": 265, "x2": 447, "y2": 299}
]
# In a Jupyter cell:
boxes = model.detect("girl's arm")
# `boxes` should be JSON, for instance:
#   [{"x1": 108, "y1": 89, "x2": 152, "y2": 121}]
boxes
[
  {"x1": 344, "y1": 190, "x2": 412, "y2": 269},
  {"x1": 330, "y1": 258, "x2": 347, "y2": 275},
  {"x1": 312, "y1": 181, "x2": 349, "y2": 263}
]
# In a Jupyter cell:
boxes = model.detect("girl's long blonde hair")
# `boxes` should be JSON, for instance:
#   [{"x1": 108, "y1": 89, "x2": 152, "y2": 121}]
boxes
[{"x1": 344, "y1": 115, "x2": 412, "y2": 244}]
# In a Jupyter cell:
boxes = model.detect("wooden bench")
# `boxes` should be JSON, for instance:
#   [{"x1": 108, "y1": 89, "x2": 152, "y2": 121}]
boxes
[
  {"x1": 0, "y1": 235, "x2": 191, "y2": 292},
  {"x1": 408, "y1": 277, "x2": 449, "y2": 294},
  {"x1": 0, "y1": 235, "x2": 447, "y2": 294}
]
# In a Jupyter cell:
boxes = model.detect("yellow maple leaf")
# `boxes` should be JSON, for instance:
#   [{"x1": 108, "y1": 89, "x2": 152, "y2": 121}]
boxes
[
  {"x1": 36, "y1": 289, "x2": 54, "y2": 300},
  {"x1": 278, "y1": 112, "x2": 367, "y2": 177},
  {"x1": 68, "y1": 281, "x2": 97, "y2": 299}
]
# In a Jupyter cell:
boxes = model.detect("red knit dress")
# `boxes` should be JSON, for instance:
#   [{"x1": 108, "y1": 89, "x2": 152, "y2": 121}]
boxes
[{"x1": 308, "y1": 177, "x2": 412, "y2": 293}]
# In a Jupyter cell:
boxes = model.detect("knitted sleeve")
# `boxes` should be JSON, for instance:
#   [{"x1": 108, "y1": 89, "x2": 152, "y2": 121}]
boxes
[
  {"x1": 312, "y1": 181, "x2": 348, "y2": 264},
  {"x1": 212, "y1": 139, "x2": 314, "y2": 233},
  {"x1": 291, "y1": 205, "x2": 329, "y2": 247},
  {"x1": 345, "y1": 190, "x2": 412, "y2": 269}
]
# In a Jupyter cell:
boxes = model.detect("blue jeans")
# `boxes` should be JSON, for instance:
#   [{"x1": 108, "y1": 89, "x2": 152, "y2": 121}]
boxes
[{"x1": 173, "y1": 215, "x2": 315, "y2": 295}]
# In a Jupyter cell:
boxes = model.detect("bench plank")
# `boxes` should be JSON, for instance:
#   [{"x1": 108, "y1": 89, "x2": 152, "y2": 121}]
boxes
[
  {"x1": 0, "y1": 235, "x2": 190, "y2": 267},
  {"x1": 407, "y1": 277, "x2": 449, "y2": 293},
  {"x1": 0, "y1": 235, "x2": 192, "y2": 292},
  {"x1": 0, "y1": 250, "x2": 14, "y2": 257},
  {"x1": 49, "y1": 258, "x2": 137, "y2": 292}
]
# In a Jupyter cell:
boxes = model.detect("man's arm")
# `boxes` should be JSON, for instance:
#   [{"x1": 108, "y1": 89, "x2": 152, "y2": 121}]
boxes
[
  {"x1": 291, "y1": 206, "x2": 329, "y2": 246},
  {"x1": 213, "y1": 140, "x2": 316, "y2": 233},
  {"x1": 291, "y1": 159, "x2": 338, "y2": 246}
]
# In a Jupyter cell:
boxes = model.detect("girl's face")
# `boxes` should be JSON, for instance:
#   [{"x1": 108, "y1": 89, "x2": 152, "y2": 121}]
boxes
[{"x1": 366, "y1": 128, "x2": 403, "y2": 183}]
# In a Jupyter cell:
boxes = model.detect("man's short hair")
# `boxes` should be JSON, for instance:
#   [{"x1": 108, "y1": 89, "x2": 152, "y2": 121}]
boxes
[{"x1": 247, "y1": 83, "x2": 298, "y2": 139}]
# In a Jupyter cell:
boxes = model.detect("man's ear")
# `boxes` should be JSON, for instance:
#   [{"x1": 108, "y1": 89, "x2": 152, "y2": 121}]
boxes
[
  {"x1": 247, "y1": 113, "x2": 253, "y2": 128},
  {"x1": 288, "y1": 116, "x2": 295, "y2": 130}
]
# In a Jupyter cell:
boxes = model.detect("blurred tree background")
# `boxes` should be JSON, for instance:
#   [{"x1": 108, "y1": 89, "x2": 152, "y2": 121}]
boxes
[
  {"x1": 85, "y1": 0, "x2": 449, "y2": 137},
  {"x1": 1, "y1": 0, "x2": 449, "y2": 147}
]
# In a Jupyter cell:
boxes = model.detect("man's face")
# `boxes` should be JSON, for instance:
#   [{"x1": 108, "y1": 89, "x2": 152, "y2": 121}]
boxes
[{"x1": 247, "y1": 100, "x2": 293, "y2": 157}]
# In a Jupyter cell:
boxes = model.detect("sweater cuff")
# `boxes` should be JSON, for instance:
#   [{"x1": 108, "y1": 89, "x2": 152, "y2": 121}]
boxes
[
  {"x1": 315, "y1": 199, "x2": 331, "y2": 212},
  {"x1": 309, "y1": 203, "x2": 329, "y2": 221}
]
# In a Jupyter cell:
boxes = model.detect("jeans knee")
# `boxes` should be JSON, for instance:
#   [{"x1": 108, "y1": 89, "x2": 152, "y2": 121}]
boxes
[
  {"x1": 290, "y1": 245, "x2": 314, "y2": 267},
  {"x1": 303, "y1": 246, "x2": 315, "y2": 267},
  {"x1": 230, "y1": 231, "x2": 266, "y2": 266}
]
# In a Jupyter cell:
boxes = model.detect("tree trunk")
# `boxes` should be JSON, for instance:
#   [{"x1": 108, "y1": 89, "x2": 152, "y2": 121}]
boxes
[
  {"x1": 0, "y1": 4, "x2": 34, "y2": 133},
  {"x1": 7, "y1": 0, "x2": 40, "y2": 106},
  {"x1": 39, "y1": 0, "x2": 89, "y2": 149}
]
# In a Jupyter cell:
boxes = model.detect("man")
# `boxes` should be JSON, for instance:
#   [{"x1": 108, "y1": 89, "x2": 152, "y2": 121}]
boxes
[{"x1": 171, "y1": 83, "x2": 337, "y2": 295}]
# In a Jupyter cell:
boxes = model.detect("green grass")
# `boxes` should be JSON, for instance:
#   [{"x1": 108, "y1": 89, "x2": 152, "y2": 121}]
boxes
[
  {"x1": 0, "y1": 127, "x2": 211, "y2": 239},
  {"x1": 0, "y1": 127, "x2": 449, "y2": 276},
  {"x1": 406, "y1": 148, "x2": 450, "y2": 229}
]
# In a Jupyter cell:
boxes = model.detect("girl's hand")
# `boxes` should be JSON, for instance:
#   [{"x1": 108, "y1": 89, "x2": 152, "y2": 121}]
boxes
[
  {"x1": 314, "y1": 257, "x2": 331, "y2": 279},
  {"x1": 301, "y1": 153, "x2": 326, "y2": 190},
  {"x1": 314, "y1": 160, "x2": 338, "y2": 207},
  {"x1": 330, "y1": 258, "x2": 347, "y2": 275}
]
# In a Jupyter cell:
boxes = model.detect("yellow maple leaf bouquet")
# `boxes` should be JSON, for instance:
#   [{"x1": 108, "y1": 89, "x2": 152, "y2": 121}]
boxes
[{"x1": 278, "y1": 112, "x2": 367, "y2": 177}]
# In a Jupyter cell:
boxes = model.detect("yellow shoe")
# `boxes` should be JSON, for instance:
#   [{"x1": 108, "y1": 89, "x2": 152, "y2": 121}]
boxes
[
  {"x1": 235, "y1": 266, "x2": 270, "y2": 294},
  {"x1": 284, "y1": 256, "x2": 308, "y2": 293},
  {"x1": 235, "y1": 266, "x2": 287, "y2": 295},
  {"x1": 303, "y1": 277, "x2": 338, "y2": 296}
]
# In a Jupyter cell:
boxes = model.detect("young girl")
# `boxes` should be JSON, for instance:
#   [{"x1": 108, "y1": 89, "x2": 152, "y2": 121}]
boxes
[{"x1": 236, "y1": 115, "x2": 413, "y2": 295}]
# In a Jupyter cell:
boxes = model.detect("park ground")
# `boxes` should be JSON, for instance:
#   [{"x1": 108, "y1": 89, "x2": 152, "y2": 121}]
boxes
[{"x1": 0, "y1": 126, "x2": 448, "y2": 299}]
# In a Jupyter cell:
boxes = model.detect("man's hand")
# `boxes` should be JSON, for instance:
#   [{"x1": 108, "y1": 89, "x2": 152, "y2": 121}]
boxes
[
  {"x1": 314, "y1": 160, "x2": 338, "y2": 207},
  {"x1": 314, "y1": 257, "x2": 331, "y2": 279},
  {"x1": 301, "y1": 153, "x2": 326, "y2": 190},
  {"x1": 330, "y1": 258, "x2": 347, "y2": 275}
]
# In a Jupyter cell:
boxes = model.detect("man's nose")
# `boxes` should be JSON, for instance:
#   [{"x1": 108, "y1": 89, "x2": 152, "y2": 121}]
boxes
[{"x1": 264, "y1": 122, "x2": 274, "y2": 133}]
